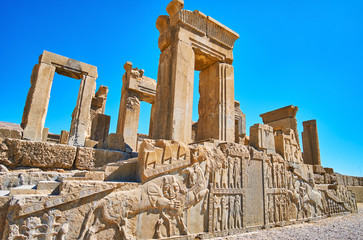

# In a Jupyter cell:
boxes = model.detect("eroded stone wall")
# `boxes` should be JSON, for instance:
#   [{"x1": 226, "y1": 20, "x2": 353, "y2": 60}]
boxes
[{"x1": 0, "y1": 140, "x2": 358, "y2": 239}]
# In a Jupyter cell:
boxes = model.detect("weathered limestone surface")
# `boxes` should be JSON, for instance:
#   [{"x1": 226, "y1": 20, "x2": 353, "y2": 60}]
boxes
[
  {"x1": 68, "y1": 75, "x2": 96, "y2": 146},
  {"x1": 137, "y1": 139, "x2": 191, "y2": 182},
  {"x1": 75, "y1": 147, "x2": 131, "y2": 170},
  {"x1": 235, "y1": 101, "x2": 246, "y2": 143},
  {"x1": 21, "y1": 50, "x2": 98, "y2": 147},
  {"x1": 21, "y1": 62, "x2": 56, "y2": 141},
  {"x1": 90, "y1": 113, "x2": 110, "y2": 141},
  {"x1": 89, "y1": 85, "x2": 110, "y2": 141},
  {"x1": 117, "y1": 62, "x2": 156, "y2": 151},
  {"x1": 0, "y1": 1, "x2": 361, "y2": 240},
  {"x1": 0, "y1": 121, "x2": 23, "y2": 139},
  {"x1": 99, "y1": 133, "x2": 126, "y2": 152},
  {"x1": 41, "y1": 127, "x2": 49, "y2": 142},
  {"x1": 59, "y1": 130, "x2": 69, "y2": 144},
  {"x1": 1, "y1": 139, "x2": 358, "y2": 240},
  {"x1": 150, "y1": 40, "x2": 195, "y2": 143},
  {"x1": 197, "y1": 62, "x2": 235, "y2": 142},
  {"x1": 151, "y1": 0, "x2": 239, "y2": 143},
  {"x1": 250, "y1": 124, "x2": 275, "y2": 154},
  {"x1": 302, "y1": 120, "x2": 321, "y2": 165},
  {"x1": 348, "y1": 186, "x2": 363, "y2": 203},
  {"x1": 260, "y1": 105, "x2": 300, "y2": 146},
  {"x1": 0, "y1": 170, "x2": 73, "y2": 190},
  {"x1": 275, "y1": 128, "x2": 303, "y2": 163},
  {"x1": 0, "y1": 138, "x2": 76, "y2": 169}
]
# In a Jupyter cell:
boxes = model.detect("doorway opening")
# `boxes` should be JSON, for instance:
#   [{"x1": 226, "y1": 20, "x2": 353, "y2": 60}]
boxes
[
  {"x1": 191, "y1": 70, "x2": 201, "y2": 142},
  {"x1": 136, "y1": 101, "x2": 152, "y2": 151},
  {"x1": 44, "y1": 73, "x2": 80, "y2": 142}
]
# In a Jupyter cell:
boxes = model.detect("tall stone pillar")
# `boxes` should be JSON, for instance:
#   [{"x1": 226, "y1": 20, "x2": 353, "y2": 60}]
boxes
[
  {"x1": 117, "y1": 94, "x2": 140, "y2": 151},
  {"x1": 150, "y1": 41, "x2": 195, "y2": 143},
  {"x1": 197, "y1": 62, "x2": 235, "y2": 142},
  {"x1": 22, "y1": 63, "x2": 56, "y2": 141},
  {"x1": 68, "y1": 75, "x2": 96, "y2": 146},
  {"x1": 302, "y1": 120, "x2": 321, "y2": 165}
]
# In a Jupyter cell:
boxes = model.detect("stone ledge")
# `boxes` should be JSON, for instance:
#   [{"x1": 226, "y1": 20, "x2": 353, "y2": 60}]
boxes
[{"x1": 0, "y1": 138, "x2": 76, "y2": 169}]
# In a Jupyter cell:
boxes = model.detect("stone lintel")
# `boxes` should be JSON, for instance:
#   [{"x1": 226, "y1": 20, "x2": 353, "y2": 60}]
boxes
[
  {"x1": 176, "y1": 9, "x2": 239, "y2": 49},
  {"x1": 260, "y1": 105, "x2": 298, "y2": 124},
  {"x1": 40, "y1": 50, "x2": 98, "y2": 79}
]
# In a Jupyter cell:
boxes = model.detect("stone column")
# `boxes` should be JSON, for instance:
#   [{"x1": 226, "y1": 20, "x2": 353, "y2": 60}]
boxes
[
  {"x1": 197, "y1": 62, "x2": 235, "y2": 142},
  {"x1": 150, "y1": 41, "x2": 195, "y2": 143},
  {"x1": 117, "y1": 93, "x2": 140, "y2": 151},
  {"x1": 68, "y1": 75, "x2": 96, "y2": 146},
  {"x1": 22, "y1": 63, "x2": 56, "y2": 141},
  {"x1": 302, "y1": 120, "x2": 321, "y2": 165}
]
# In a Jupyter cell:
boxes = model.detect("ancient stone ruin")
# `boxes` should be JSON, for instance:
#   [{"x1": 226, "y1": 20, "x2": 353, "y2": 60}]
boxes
[{"x1": 0, "y1": 0, "x2": 362, "y2": 239}]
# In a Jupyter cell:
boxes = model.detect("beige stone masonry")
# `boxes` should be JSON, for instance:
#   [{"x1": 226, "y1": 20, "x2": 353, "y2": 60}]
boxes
[
  {"x1": 275, "y1": 128, "x2": 303, "y2": 163},
  {"x1": 250, "y1": 124, "x2": 275, "y2": 154},
  {"x1": 59, "y1": 130, "x2": 69, "y2": 144},
  {"x1": 21, "y1": 50, "x2": 98, "y2": 147},
  {"x1": 0, "y1": 122, "x2": 23, "y2": 139},
  {"x1": 0, "y1": 138, "x2": 76, "y2": 169},
  {"x1": 151, "y1": 0, "x2": 238, "y2": 143},
  {"x1": 260, "y1": 105, "x2": 300, "y2": 147},
  {"x1": 302, "y1": 119, "x2": 321, "y2": 165},
  {"x1": 89, "y1": 85, "x2": 110, "y2": 141},
  {"x1": 197, "y1": 62, "x2": 235, "y2": 142},
  {"x1": 117, "y1": 62, "x2": 156, "y2": 150}
]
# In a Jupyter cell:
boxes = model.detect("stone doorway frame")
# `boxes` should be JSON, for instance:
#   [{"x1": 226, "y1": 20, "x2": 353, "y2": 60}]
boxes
[
  {"x1": 116, "y1": 62, "x2": 156, "y2": 151},
  {"x1": 21, "y1": 50, "x2": 98, "y2": 147},
  {"x1": 150, "y1": 0, "x2": 239, "y2": 143}
]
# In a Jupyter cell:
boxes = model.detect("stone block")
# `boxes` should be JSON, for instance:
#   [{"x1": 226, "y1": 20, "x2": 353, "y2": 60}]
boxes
[
  {"x1": 313, "y1": 165, "x2": 326, "y2": 174},
  {"x1": 90, "y1": 114, "x2": 110, "y2": 141},
  {"x1": 0, "y1": 138, "x2": 76, "y2": 169},
  {"x1": 101, "y1": 133, "x2": 126, "y2": 151},
  {"x1": 59, "y1": 130, "x2": 69, "y2": 144},
  {"x1": 84, "y1": 139, "x2": 98, "y2": 148},
  {"x1": 36, "y1": 181, "x2": 60, "y2": 190},
  {"x1": 85, "y1": 172, "x2": 105, "y2": 181},
  {"x1": 0, "y1": 122, "x2": 23, "y2": 139},
  {"x1": 250, "y1": 124, "x2": 275, "y2": 154},
  {"x1": 347, "y1": 186, "x2": 363, "y2": 203},
  {"x1": 324, "y1": 167, "x2": 334, "y2": 174},
  {"x1": 42, "y1": 127, "x2": 49, "y2": 142},
  {"x1": 36, "y1": 181, "x2": 60, "y2": 194},
  {"x1": 104, "y1": 158, "x2": 138, "y2": 181},
  {"x1": 75, "y1": 147, "x2": 131, "y2": 170},
  {"x1": 260, "y1": 105, "x2": 298, "y2": 123},
  {"x1": 10, "y1": 185, "x2": 37, "y2": 195}
]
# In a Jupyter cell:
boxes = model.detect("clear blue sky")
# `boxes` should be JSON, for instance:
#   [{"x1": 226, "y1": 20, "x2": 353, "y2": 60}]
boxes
[{"x1": 0, "y1": 0, "x2": 362, "y2": 177}]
